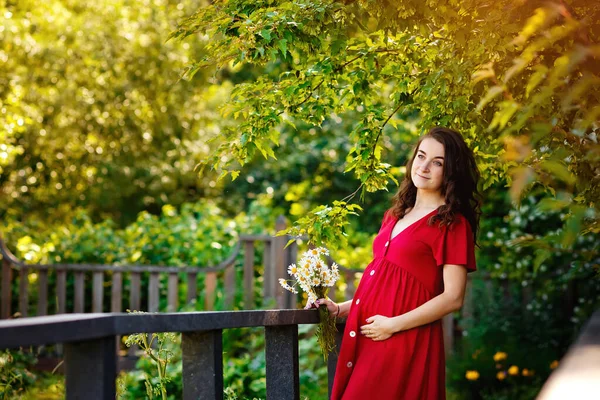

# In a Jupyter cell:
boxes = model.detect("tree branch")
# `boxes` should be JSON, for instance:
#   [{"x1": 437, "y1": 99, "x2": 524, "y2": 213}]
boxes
[
  {"x1": 341, "y1": 184, "x2": 364, "y2": 203},
  {"x1": 289, "y1": 79, "x2": 325, "y2": 109},
  {"x1": 371, "y1": 100, "x2": 405, "y2": 158}
]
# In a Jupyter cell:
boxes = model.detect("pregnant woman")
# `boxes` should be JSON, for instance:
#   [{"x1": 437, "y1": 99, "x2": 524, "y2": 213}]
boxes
[{"x1": 317, "y1": 127, "x2": 481, "y2": 400}]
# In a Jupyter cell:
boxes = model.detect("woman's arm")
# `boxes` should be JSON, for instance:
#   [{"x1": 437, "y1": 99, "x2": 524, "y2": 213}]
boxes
[{"x1": 361, "y1": 264, "x2": 468, "y2": 340}]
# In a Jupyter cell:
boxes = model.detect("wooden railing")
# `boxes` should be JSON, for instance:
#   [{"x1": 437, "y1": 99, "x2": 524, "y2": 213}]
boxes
[
  {"x1": 3, "y1": 216, "x2": 538, "y2": 358},
  {"x1": 0, "y1": 309, "x2": 331, "y2": 400},
  {"x1": 0, "y1": 309, "x2": 598, "y2": 399},
  {"x1": 0, "y1": 217, "x2": 303, "y2": 319},
  {"x1": 0, "y1": 217, "x2": 476, "y2": 357}
]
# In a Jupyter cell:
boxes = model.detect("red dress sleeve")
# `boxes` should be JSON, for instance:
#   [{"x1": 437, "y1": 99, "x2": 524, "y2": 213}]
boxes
[{"x1": 432, "y1": 214, "x2": 477, "y2": 272}]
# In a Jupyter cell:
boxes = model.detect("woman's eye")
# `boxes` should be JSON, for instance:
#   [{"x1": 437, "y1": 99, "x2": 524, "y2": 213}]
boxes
[
  {"x1": 434, "y1": 161, "x2": 442, "y2": 167},
  {"x1": 417, "y1": 154, "x2": 425, "y2": 159}
]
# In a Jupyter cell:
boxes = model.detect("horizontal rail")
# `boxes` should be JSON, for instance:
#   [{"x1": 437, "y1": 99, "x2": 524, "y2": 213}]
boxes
[
  {"x1": 0, "y1": 236, "x2": 241, "y2": 273},
  {"x1": 0, "y1": 309, "x2": 320, "y2": 349},
  {"x1": 0, "y1": 309, "x2": 327, "y2": 400}
]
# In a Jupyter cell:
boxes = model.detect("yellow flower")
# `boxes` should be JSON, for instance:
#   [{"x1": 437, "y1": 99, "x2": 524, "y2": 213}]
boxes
[
  {"x1": 522, "y1": 368, "x2": 534, "y2": 377},
  {"x1": 496, "y1": 371, "x2": 506, "y2": 380},
  {"x1": 465, "y1": 370, "x2": 480, "y2": 381},
  {"x1": 493, "y1": 351, "x2": 508, "y2": 362},
  {"x1": 550, "y1": 360, "x2": 559, "y2": 369},
  {"x1": 508, "y1": 365, "x2": 519, "y2": 376}
]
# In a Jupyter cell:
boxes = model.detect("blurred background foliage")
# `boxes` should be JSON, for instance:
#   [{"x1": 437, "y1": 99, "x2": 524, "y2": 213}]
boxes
[{"x1": 1, "y1": 0, "x2": 599, "y2": 399}]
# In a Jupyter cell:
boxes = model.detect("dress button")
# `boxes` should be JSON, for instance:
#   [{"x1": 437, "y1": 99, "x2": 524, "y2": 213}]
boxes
[
  {"x1": 385, "y1": 241, "x2": 389, "y2": 247},
  {"x1": 349, "y1": 331, "x2": 356, "y2": 337},
  {"x1": 370, "y1": 270, "x2": 375, "y2": 276},
  {"x1": 347, "y1": 361, "x2": 353, "y2": 368},
  {"x1": 355, "y1": 299, "x2": 360, "y2": 305}
]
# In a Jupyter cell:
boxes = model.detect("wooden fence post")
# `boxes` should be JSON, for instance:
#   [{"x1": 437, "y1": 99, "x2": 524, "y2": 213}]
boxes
[
  {"x1": 286, "y1": 241, "x2": 298, "y2": 309},
  {"x1": 274, "y1": 216, "x2": 287, "y2": 309},
  {"x1": 37, "y1": 269, "x2": 48, "y2": 316},
  {"x1": 1, "y1": 259, "x2": 11, "y2": 319},
  {"x1": 265, "y1": 325, "x2": 299, "y2": 400},
  {"x1": 19, "y1": 267, "x2": 29, "y2": 317},
  {"x1": 243, "y1": 241, "x2": 255, "y2": 309},
  {"x1": 92, "y1": 271, "x2": 103, "y2": 313},
  {"x1": 264, "y1": 239, "x2": 274, "y2": 303},
  {"x1": 64, "y1": 336, "x2": 117, "y2": 400},
  {"x1": 182, "y1": 330, "x2": 223, "y2": 400}
]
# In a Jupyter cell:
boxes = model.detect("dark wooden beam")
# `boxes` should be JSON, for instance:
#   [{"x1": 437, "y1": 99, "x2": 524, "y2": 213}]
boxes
[
  {"x1": 182, "y1": 330, "x2": 223, "y2": 400},
  {"x1": 65, "y1": 336, "x2": 117, "y2": 400},
  {"x1": 265, "y1": 325, "x2": 299, "y2": 400}
]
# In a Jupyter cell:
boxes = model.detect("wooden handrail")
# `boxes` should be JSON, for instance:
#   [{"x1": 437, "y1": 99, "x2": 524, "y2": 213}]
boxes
[
  {"x1": 0, "y1": 234, "x2": 242, "y2": 273},
  {"x1": 0, "y1": 309, "x2": 326, "y2": 400}
]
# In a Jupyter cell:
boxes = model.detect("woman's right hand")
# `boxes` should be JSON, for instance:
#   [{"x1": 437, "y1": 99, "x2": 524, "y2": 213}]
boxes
[{"x1": 313, "y1": 298, "x2": 339, "y2": 317}]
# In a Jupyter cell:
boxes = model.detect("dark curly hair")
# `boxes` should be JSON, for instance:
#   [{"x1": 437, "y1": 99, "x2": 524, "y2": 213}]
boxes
[{"x1": 389, "y1": 127, "x2": 482, "y2": 245}]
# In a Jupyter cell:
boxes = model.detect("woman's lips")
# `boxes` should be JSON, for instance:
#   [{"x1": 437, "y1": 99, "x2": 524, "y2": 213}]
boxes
[{"x1": 417, "y1": 173, "x2": 430, "y2": 180}]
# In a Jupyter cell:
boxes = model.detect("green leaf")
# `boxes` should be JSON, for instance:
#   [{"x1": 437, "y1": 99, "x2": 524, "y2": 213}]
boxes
[
  {"x1": 540, "y1": 160, "x2": 576, "y2": 185},
  {"x1": 278, "y1": 39, "x2": 287, "y2": 56},
  {"x1": 260, "y1": 29, "x2": 272, "y2": 42},
  {"x1": 537, "y1": 197, "x2": 571, "y2": 212},
  {"x1": 489, "y1": 101, "x2": 520, "y2": 130},
  {"x1": 561, "y1": 206, "x2": 587, "y2": 248},
  {"x1": 476, "y1": 86, "x2": 504, "y2": 112},
  {"x1": 525, "y1": 65, "x2": 548, "y2": 98}
]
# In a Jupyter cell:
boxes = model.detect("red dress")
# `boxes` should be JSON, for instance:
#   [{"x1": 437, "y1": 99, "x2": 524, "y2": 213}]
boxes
[{"x1": 330, "y1": 208, "x2": 476, "y2": 400}]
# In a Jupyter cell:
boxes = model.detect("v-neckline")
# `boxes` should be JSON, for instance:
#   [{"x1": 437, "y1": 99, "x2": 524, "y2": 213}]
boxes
[{"x1": 388, "y1": 208, "x2": 439, "y2": 242}]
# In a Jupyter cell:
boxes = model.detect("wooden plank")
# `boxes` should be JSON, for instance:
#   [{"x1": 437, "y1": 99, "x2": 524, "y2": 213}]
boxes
[
  {"x1": 243, "y1": 241, "x2": 255, "y2": 309},
  {"x1": 286, "y1": 241, "x2": 298, "y2": 309},
  {"x1": 65, "y1": 336, "x2": 117, "y2": 400},
  {"x1": 92, "y1": 271, "x2": 103, "y2": 313},
  {"x1": 224, "y1": 265, "x2": 235, "y2": 309},
  {"x1": 37, "y1": 269, "x2": 48, "y2": 316},
  {"x1": 111, "y1": 272, "x2": 122, "y2": 313},
  {"x1": 344, "y1": 270, "x2": 355, "y2": 300},
  {"x1": 1, "y1": 259, "x2": 12, "y2": 319},
  {"x1": 186, "y1": 272, "x2": 197, "y2": 305},
  {"x1": 265, "y1": 325, "x2": 299, "y2": 400},
  {"x1": 129, "y1": 272, "x2": 141, "y2": 311},
  {"x1": 56, "y1": 270, "x2": 67, "y2": 314},
  {"x1": 128, "y1": 272, "x2": 141, "y2": 357},
  {"x1": 148, "y1": 273, "x2": 159, "y2": 312},
  {"x1": 167, "y1": 273, "x2": 178, "y2": 312},
  {"x1": 0, "y1": 310, "x2": 321, "y2": 349},
  {"x1": 19, "y1": 267, "x2": 28, "y2": 317},
  {"x1": 442, "y1": 313, "x2": 454, "y2": 357},
  {"x1": 111, "y1": 270, "x2": 122, "y2": 358},
  {"x1": 74, "y1": 272, "x2": 85, "y2": 313},
  {"x1": 182, "y1": 330, "x2": 223, "y2": 400},
  {"x1": 327, "y1": 263, "x2": 337, "y2": 303},
  {"x1": 263, "y1": 240, "x2": 274, "y2": 303},
  {"x1": 274, "y1": 216, "x2": 287, "y2": 309},
  {"x1": 204, "y1": 272, "x2": 217, "y2": 311}
]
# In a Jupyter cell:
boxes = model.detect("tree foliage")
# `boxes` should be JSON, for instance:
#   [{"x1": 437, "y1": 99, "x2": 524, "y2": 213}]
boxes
[
  {"x1": 173, "y1": 0, "x2": 599, "y2": 255},
  {"x1": 0, "y1": 0, "x2": 233, "y2": 225}
]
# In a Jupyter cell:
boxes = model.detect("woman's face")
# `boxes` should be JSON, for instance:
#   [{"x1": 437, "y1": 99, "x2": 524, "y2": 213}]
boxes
[{"x1": 411, "y1": 137, "x2": 445, "y2": 193}]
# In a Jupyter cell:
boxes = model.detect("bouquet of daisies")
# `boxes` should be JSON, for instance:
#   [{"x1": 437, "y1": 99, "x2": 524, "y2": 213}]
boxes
[{"x1": 279, "y1": 247, "x2": 340, "y2": 360}]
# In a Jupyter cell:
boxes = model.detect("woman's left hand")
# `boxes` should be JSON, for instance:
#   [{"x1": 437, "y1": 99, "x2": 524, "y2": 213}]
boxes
[{"x1": 360, "y1": 315, "x2": 395, "y2": 341}]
